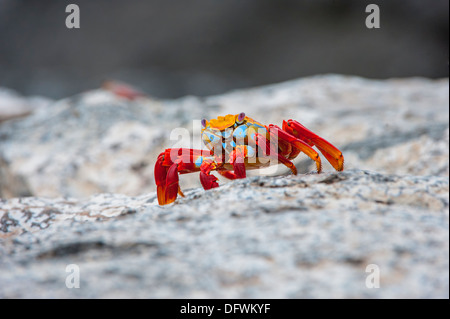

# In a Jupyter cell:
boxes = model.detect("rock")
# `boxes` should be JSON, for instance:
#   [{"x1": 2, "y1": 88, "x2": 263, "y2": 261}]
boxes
[
  {"x1": 0, "y1": 90, "x2": 166, "y2": 198},
  {"x1": 0, "y1": 75, "x2": 448, "y2": 298},
  {"x1": 0, "y1": 88, "x2": 52, "y2": 198},
  {"x1": 0, "y1": 156, "x2": 32, "y2": 199},
  {"x1": 0, "y1": 170, "x2": 448, "y2": 298},
  {"x1": 0, "y1": 75, "x2": 448, "y2": 198},
  {"x1": 0, "y1": 87, "x2": 52, "y2": 122}
]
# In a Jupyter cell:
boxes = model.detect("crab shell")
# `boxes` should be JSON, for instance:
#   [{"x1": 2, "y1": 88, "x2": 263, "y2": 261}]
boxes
[{"x1": 201, "y1": 113, "x2": 269, "y2": 163}]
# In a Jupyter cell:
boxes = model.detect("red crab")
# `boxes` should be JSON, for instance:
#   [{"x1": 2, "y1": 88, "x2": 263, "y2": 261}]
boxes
[{"x1": 155, "y1": 113, "x2": 344, "y2": 205}]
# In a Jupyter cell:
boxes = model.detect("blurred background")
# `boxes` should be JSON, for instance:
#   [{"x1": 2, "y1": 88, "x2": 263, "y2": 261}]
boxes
[{"x1": 0, "y1": 0, "x2": 448, "y2": 99}]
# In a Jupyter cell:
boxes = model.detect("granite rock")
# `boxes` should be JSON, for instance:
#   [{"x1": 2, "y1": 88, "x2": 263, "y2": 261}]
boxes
[
  {"x1": 0, "y1": 170, "x2": 448, "y2": 298},
  {"x1": 0, "y1": 75, "x2": 448, "y2": 298},
  {"x1": 0, "y1": 75, "x2": 448, "y2": 198}
]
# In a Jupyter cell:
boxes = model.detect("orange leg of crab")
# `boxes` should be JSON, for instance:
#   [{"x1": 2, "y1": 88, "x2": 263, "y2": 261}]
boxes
[
  {"x1": 282, "y1": 120, "x2": 344, "y2": 171},
  {"x1": 154, "y1": 152, "x2": 174, "y2": 205},
  {"x1": 228, "y1": 146, "x2": 247, "y2": 178},
  {"x1": 204, "y1": 146, "x2": 247, "y2": 183},
  {"x1": 155, "y1": 148, "x2": 213, "y2": 205},
  {"x1": 267, "y1": 125, "x2": 323, "y2": 173},
  {"x1": 254, "y1": 132, "x2": 298, "y2": 175},
  {"x1": 218, "y1": 171, "x2": 240, "y2": 179},
  {"x1": 199, "y1": 160, "x2": 220, "y2": 190}
]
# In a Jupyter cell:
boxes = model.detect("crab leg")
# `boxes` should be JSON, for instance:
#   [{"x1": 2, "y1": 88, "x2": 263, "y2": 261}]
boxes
[
  {"x1": 211, "y1": 145, "x2": 248, "y2": 180},
  {"x1": 218, "y1": 171, "x2": 240, "y2": 179},
  {"x1": 283, "y1": 120, "x2": 344, "y2": 171},
  {"x1": 199, "y1": 160, "x2": 220, "y2": 190},
  {"x1": 228, "y1": 145, "x2": 247, "y2": 178},
  {"x1": 268, "y1": 125, "x2": 323, "y2": 173},
  {"x1": 155, "y1": 148, "x2": 213, "y2": 205},
  {"x1": 154, "y1": 152, "x2": 177, "y2": 205},
  {"x1": 253, "y1": 132, "x2": 298, "y2": 175}
]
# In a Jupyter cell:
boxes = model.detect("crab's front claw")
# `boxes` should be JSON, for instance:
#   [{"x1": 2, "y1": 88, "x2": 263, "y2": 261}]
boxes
[
  {"x1": 200, "y1": 171, "x2": 219, "y2": 190},
  {"x1": 154, "y1": 152, "x2": 181, "y2": 205},
  {"x1": 283, "y1": 120, "x2": 344, "y2": 171},
  {"x1": 199, "y1": 161, "x2": 219, "y2": 190}
]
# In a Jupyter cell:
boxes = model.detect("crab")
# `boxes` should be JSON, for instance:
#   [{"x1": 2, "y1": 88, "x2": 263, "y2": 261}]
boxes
[{"x1": 154, "y1": 113, "x2": 344, "y2": 205}]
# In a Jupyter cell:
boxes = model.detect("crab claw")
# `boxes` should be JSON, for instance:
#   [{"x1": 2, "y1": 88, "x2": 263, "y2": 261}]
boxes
[
  {"x1": 283, "y1": 120, "x2": 344, "y2": 171},
  {"x1": 200, "y1": 171, "x2": 219, "y2": 190},
  {"x1": 154, "y1": 153, "x2": 180, "y2": 205},
  {"x1": 199, "y1": 161, "x2": 219, "y2": 190}
]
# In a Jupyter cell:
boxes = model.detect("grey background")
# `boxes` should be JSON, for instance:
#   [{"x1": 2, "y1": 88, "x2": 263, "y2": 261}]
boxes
[{"x1": 0, "y1": 0, "x2": 448, "y2": 99}]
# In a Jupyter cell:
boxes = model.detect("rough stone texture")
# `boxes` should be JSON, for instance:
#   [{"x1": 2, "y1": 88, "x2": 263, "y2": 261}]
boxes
[
  {"x1": 0, "y1": 170, "x2": 448, "y2": 298},
  {"x1": 0, "y1": 87, "x2": 52, "y2": 122},
  {"x1": 0, "y1": 75, "x2": 448, "y2": 298}
]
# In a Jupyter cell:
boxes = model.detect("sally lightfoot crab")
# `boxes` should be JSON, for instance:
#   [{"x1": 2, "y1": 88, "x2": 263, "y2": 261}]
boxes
[{"x1": 155, "y1": 113, "x2": 344, "y2": 205}]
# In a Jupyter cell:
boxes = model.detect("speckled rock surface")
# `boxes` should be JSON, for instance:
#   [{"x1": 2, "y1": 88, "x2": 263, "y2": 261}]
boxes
[
  {"x1": 0, "y1": 87, "x2": 52, "y2": 123},
  {"x1": 0, "y1": 170, "x2": 448, "y2": 298},
  {"x1": 0, "y1": 75, "x2": 448, "y2": 298}
]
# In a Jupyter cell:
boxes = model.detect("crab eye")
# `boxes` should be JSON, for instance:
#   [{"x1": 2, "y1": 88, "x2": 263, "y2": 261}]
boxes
[
  {"x1": 201, "y1": 119, "x2": 207, "y2": 128},
  {"x1": 237, "y1": 112, "x2": 246, "y2": 124}
]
